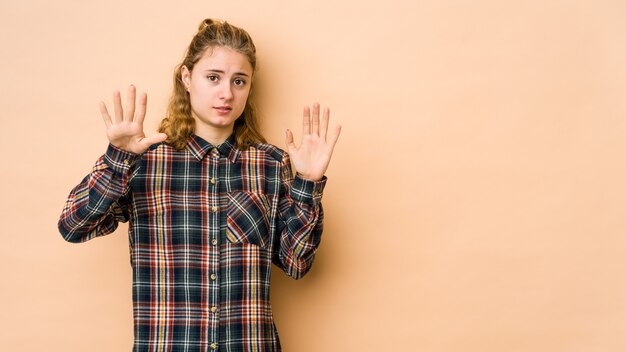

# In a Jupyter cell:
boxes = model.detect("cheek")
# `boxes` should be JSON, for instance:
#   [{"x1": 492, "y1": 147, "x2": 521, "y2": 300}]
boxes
[
  {"x1": 235, "y1": 90, "x2": 250, "y2": 107},
  {"x1": 189, "y1": 87, "x2": 209, "y2": 103},
  {"x1": 188, "y1": 93, "x2": 199, "y2": 109},
  {"x1": 237, "y1": 94, "x2": 248, "y2": 112},
  {"x1": 241, "y1": 88, "x2": 251, "y2": 102},
  {"x1": 188, "y1": 94, "x2": 207, "y2": 115}
]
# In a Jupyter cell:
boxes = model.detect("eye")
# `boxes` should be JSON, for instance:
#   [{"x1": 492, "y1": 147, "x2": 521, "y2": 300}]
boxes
[
  {"x1": 233, "y1": 78, "x2": 247, "y2": 87},
  {"x1": 207, "y1": 75, "x2": 219, "y2": 82}
]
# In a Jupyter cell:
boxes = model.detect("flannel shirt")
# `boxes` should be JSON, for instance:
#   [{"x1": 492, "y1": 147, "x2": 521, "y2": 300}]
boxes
[{"x1": 58, "y1": 134, "x2": 326, "y2": 351}]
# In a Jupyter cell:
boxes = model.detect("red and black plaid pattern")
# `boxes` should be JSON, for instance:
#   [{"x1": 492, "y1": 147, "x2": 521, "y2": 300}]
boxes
[{"x1": 59, "y1": 134, "x2": 326, "y2": 351}]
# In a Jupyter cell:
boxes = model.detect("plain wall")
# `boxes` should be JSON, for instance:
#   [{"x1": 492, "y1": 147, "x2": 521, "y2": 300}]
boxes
[{"x1": 2, "y1": 0, "x2": 626, "y2": 351}]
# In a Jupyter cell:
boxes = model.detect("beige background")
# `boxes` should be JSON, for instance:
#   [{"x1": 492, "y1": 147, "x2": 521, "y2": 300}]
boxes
[{"x1": 1, "y1": 0, "x2": 626, "y2": 351}]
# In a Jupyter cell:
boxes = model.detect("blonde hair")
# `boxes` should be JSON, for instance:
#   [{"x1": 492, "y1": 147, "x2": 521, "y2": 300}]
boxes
[{"x1": 159, "y1": 18, "x2": 266, "y2": 150}]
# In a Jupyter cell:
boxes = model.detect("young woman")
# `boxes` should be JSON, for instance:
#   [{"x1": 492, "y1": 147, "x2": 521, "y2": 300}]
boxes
[{"x1": 58, "y1": 18, "x2": 340, "y2": 351}]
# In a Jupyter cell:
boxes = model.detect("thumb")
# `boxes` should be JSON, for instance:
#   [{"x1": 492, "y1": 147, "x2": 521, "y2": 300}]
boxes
[
  {"x1": 285, "y1": 129, "x2": 296, "y2": 151},
  {"x1": 139, "y1": 133, "x2": 168, "y2": 149}
]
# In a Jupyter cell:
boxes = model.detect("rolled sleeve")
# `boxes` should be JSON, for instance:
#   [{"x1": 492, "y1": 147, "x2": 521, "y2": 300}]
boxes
[
  {"x1": 104, "y1": 144, "x2": 141, "y2": 175},
  {"x1": 290, "y1": 175, "x2": 327, "y2": 207}
]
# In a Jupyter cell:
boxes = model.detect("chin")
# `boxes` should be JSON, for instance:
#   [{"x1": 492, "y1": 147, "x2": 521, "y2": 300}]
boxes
[{"x1": 209, "y1": 118, "x2": 237, "y2": 129}]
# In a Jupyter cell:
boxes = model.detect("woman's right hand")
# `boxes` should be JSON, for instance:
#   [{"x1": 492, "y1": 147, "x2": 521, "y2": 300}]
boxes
[{"x1": 100, "y1": 85, "x2": 167, "y2": 154}]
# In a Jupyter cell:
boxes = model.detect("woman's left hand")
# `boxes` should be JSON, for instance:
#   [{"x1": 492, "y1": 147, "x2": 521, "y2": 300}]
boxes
[{"x1": 286, "y1": 103, "x2": 342, "y2": 181}]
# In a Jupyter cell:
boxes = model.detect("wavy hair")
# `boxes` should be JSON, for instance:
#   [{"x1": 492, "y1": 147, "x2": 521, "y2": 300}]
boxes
[{"x1": 159, "y1": 18, "x2": 266, "y2": 150}]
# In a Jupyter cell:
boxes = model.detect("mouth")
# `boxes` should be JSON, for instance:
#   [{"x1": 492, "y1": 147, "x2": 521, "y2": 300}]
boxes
[{"x1": 214, "y1": 106, "x2": 232, "y2": 113}]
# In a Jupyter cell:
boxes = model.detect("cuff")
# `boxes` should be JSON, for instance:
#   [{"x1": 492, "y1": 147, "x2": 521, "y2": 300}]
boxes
[
  {"x1": 290, "y1": 175, "x2": 327, "y2": 206},
  {"x1": 103, "y1": 144, "x2": 141, "y2": 175}
]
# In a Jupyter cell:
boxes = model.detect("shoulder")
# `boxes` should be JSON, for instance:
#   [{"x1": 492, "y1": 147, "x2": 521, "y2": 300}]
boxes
[
  {"x1": 143, "y1": 142, "x2": 178, "y2": 154},
  {"x1": 138, "y1": 142, "x2": 182, "y2": 161},
  {"x1": 246, "y1": 143, "x2": 286, "y2": 163}
]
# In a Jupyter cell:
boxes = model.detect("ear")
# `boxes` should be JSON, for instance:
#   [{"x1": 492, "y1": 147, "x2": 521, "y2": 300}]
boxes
[{"x1": 181, "y1": 65, "x2": 191, "y2": 91}]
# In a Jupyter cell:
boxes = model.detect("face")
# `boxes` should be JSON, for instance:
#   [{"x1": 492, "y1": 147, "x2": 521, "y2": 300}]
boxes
[{"x1": 181, "y1": 46, "x2": 253, "y2": 140}]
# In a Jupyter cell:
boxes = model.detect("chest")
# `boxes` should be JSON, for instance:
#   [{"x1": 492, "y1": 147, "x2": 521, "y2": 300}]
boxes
[
  {"x1": 127, "y1": 151, "x2": 283, "y2": 248},
  {"x1": 131, "y1": 151, "x2": 281, "y2": 195}
]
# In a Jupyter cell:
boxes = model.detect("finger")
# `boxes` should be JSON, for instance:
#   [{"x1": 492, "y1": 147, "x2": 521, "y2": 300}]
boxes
[
  {"x1": 134, "y1": 92, "x2": 148, "y2": 125},
  {"x1": 113, "y1": 90, "x2": 123, "y2": 123},
  {"x1": 327, "y1": 124, "x2": 342, "y2": 150},
  {"x1": 302, "y1": 106, "x2": 311, "y2": 135},
  {"x1": 125, "y1": 85, "x2": 136, "y2": 122},
  {"x1": 99, "y1": 101, "x2": 112, "y2": 128},
  {"x1": 311, "y1": 103, "x2": 320, "y2": 135},
  {"x1": 320, "y1": 107, "x2": 330, "y2": 141}
]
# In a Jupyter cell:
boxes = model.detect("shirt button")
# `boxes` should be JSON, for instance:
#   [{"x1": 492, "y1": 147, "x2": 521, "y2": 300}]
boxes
[
  {"x1": 210, "y1": 177, "x2": 217, "y2": 185},
  {"x1": 210, "y1": 273, "x2": 217, "y2": 280},
  {"x1": 211, "y1": 239, "x2": 218, "y2": 246},
  {"x1": 210, "y1": 148, "x2": 219, "y2": 158},
  {"x1": 211, "y1": 206, "x2": 219, "y2": 212},
  {"x1": 210, "y1": 306, "x2": 218, "y2": 313},
  {"x1": 123, "y1": 159, "x2": 129, "y2": 165},
  {"x1": 210, "y1": 342, "x2": 218, "y2": 350}
]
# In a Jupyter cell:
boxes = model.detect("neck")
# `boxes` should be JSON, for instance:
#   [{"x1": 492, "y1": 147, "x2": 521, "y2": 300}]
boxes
[{"x1": 194, "y1": 125, "x2": 234, "y2": 146}]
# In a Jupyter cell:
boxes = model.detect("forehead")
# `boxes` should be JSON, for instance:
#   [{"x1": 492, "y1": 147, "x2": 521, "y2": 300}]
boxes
[{"x1": 194, "y1": 46, "x2": 253, "y2": 75}]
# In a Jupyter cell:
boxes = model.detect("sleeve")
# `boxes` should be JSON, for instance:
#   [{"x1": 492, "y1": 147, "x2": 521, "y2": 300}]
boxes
[
  {"x1": 272, "y1": 152, "x2": 327, "y2": 279},
  {"x1": 58, "y1": 144, "x2": 140, "y2": 243}
]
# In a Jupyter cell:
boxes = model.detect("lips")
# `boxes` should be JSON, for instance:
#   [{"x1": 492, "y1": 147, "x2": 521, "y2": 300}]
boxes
[{"x1": 214, "y1": 106, "x2": 232, "y2": 113}]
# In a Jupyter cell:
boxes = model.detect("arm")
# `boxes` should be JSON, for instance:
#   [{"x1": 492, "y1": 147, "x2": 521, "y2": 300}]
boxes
[
  {"x1": 274, "y1": 103, "x2": 341, "y2": 279},
  {"x1": 58, "y1": 85, "x2": 167, "y2": 243},
  {"x1": 273, "y1": 154, "x2": 326, "y2": 279},
  {"x1": 58, "y1": 146, "x2": 139, "y2": 243}
]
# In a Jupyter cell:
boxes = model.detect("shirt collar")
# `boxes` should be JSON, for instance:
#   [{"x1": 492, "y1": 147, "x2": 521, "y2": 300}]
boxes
[{"x1": 186, "y1": 134, "x2": 241, "y2": 162}]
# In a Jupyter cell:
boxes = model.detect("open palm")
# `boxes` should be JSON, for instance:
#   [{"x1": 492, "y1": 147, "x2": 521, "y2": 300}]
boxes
[
  {"x1": 100, "y1": 85, "x2": 167, "y2": 154},
  {"x1": 286, "y1": 103, "x2": 341, "y2": 181}
]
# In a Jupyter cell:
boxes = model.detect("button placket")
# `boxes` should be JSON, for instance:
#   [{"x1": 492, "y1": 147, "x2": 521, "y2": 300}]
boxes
[
  {"x1": 210, "y1": 147, "x2": 220, "y2": 159},
  {"x1": 206, "y1": 147, "x2": 221, "y2": 349},
  {"x1": 210, "y1": 172, "x2": 219, "y2": 248}
]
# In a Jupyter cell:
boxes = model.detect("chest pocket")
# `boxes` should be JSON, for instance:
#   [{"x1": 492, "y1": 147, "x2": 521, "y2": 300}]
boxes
[{"x1": 226, "y1": 191, "x2": 272, "y2": 248}]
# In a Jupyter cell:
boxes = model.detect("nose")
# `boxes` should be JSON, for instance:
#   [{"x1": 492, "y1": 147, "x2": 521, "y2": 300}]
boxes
[{"x1": 219, "y1": 81, "x2": 233, "y2": 100}]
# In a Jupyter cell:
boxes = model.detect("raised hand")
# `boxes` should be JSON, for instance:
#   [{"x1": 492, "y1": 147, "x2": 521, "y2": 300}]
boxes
[
  {"x1": 286, "y1": 103, "x2": 341, "y2": 181},
  {"x1": 99, "y1": 85, "x2": 167, "y2": 154}
]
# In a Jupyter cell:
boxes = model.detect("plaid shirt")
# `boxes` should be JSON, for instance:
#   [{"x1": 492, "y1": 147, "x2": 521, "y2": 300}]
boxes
[{"x1": 58, "y1": 134, "x2": 325, "y2": 351}]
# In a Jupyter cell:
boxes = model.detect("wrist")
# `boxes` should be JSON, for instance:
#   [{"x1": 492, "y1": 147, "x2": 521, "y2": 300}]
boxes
[
  {"x1": 105, "y1": 144, "x2": 141, "y2": 174},
  {"x1": 291, "y1": 175, "x2": 327, "y2": 205},
  {"x1": 296, "y1": 172, "x2": 323, "y2": 182}
]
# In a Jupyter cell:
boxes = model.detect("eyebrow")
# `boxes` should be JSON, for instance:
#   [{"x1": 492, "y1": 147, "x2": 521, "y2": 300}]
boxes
[{"x1": 205, "y1": 69, "x2": 250, "y2": 77}]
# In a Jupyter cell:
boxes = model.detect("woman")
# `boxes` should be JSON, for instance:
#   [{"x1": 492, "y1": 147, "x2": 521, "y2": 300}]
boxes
[{"x1": 58, "y1": 18, "x2": 340, "y2": 351}]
